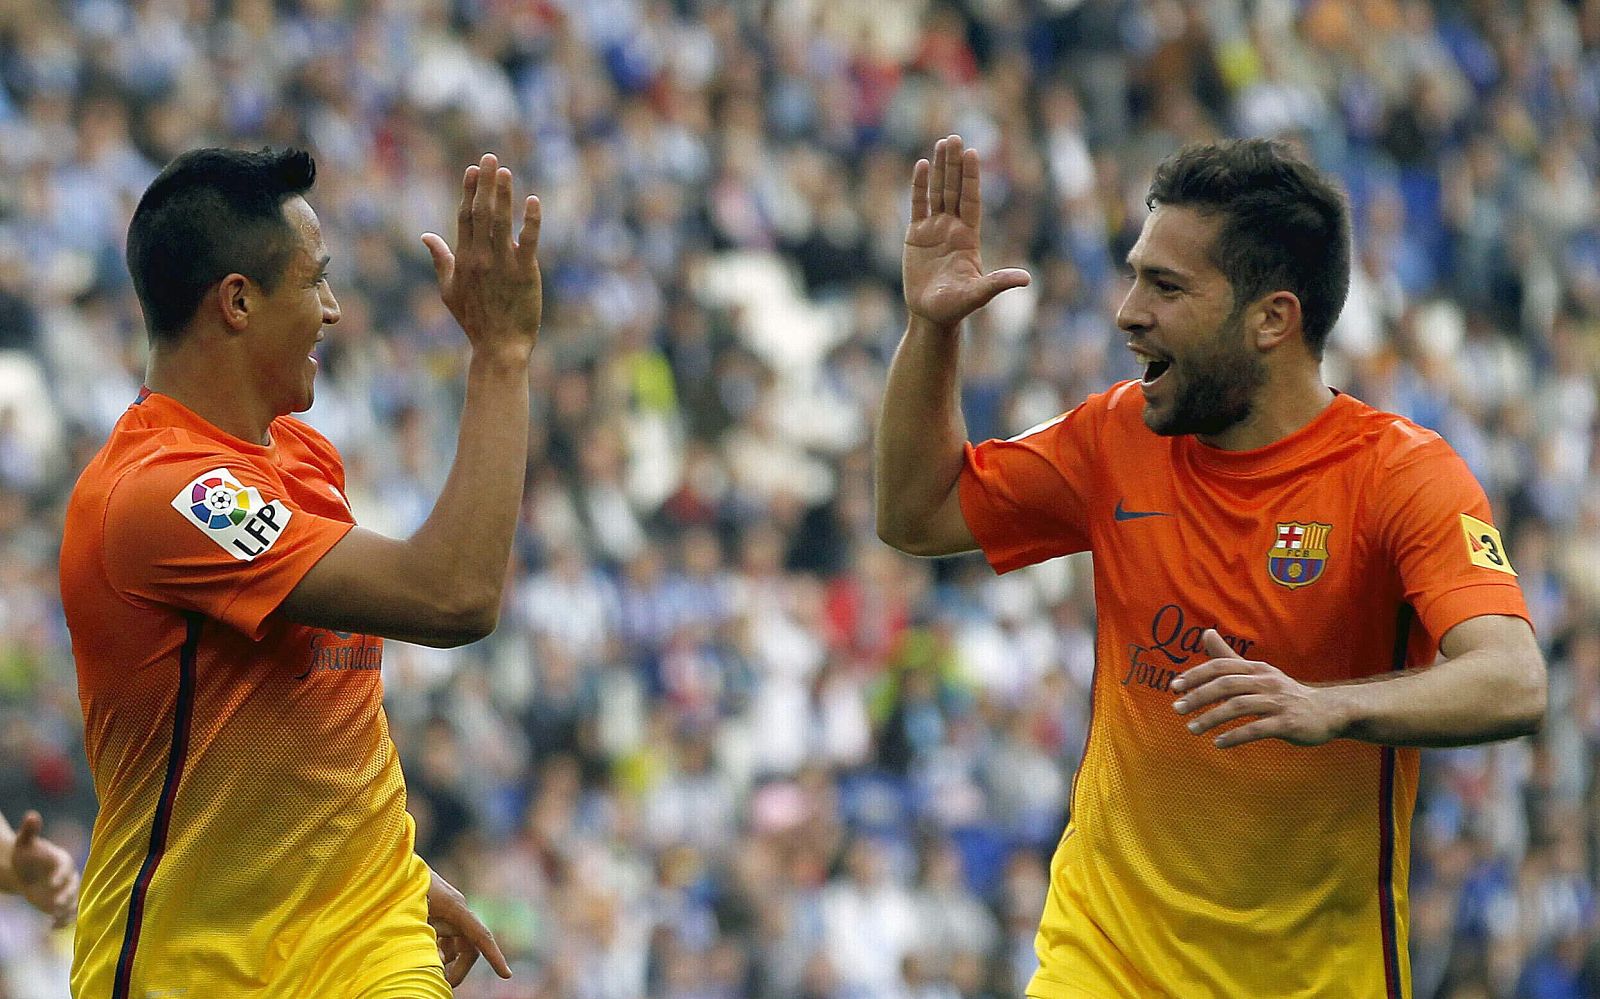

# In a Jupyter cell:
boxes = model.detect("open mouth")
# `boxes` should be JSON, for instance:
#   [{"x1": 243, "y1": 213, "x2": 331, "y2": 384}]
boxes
[{"x1": 1131, "y1": 347, "x2": 1171, "y2": 385}]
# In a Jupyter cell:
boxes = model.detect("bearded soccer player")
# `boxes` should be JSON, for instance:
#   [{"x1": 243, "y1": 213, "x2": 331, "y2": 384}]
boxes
[
  {"x1": 60, "y1": 148, "x2": 538, "y2": 996},
  {"x1": 875, "y1": 136, "x2": 1546, "y2": 998}
]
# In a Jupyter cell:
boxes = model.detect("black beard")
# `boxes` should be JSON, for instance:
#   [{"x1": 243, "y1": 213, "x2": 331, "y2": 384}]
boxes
[{"x1": 1147, "y1": 318, "x2": 1266, "y2": 438}]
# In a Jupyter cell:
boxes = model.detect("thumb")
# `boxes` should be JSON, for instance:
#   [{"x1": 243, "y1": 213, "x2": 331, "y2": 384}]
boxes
[
  {"x1": 978, "y1": 267, "x2": 1031, "y2": 304},
  {"x1": 14, "y1": 811, "x2": 42, "y2": 848},
  {"x1": 1201, "y1": 629, "x2": 1234, "y2": 660},
  {"x1": 421, "y1": 233, "x2": 454, "y2": 287}
]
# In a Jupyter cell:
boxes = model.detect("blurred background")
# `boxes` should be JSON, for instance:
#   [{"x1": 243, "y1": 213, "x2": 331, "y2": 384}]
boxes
[{"x1": 0, "y1": 0, "x2": 1598, "y2": 996}]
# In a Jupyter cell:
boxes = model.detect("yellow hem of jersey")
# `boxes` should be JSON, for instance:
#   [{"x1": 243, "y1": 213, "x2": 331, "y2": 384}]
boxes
[
  {"x1": 1026, "y1": 973, "x2": 1133, "y2": 999},
  {"x1": 351, "y1": 964, "x2": 451, "y2": 999}
]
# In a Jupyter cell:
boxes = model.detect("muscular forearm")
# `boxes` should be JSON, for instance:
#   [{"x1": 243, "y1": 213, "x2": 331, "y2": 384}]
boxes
[
  {"x1": 409, "y1": 349, "x2": 532, "y2": 632},
  {"x1": 875, "y1": 315, "x2": 969, "y2": 553},
  {"x1": 1327, "y1": 648, "x2": 1545, "y2": 748}
]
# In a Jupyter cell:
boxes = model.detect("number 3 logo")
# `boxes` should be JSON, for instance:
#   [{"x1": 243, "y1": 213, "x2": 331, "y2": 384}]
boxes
[
  {"x1": 1479, "y1": 535, "x2": 1504, "y2": 566},
  {"x1": 1460, "y1": 514, "x2": 1516, "y2": 576}
]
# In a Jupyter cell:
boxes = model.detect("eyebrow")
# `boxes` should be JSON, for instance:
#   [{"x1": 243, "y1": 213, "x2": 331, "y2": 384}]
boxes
[{"x1": 1124, "y1": 258, "x2": 1191, "y2": 282}]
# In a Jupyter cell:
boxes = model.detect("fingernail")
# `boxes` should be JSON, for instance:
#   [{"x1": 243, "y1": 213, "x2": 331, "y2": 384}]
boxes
[
  {"x1": 1187, "y1": 721, "x2": 1200, "y2": 733},
  {"x1": 1173, "y1": 700, "x2": 1188, "y2": 712}
]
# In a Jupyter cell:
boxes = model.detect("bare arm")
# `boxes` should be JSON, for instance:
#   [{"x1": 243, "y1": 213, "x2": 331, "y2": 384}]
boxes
[
  {"x1": 1329, "y1": 614, "x2": 1545, "y2": 746},
  {"x1": 280, "y1": 154, "x2": 542, "y2": 647},
  {"x1": 1173, "y1": 615, "x2": 1546, "y2": 749},
  {"x1": 875, "y1": 135, "x2": 1029, "y2": 557}
]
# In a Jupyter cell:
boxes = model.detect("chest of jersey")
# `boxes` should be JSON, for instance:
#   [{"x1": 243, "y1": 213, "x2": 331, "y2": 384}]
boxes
[{"x1": 1089, "y1": 444, "x2": 1396, "y2": 691}]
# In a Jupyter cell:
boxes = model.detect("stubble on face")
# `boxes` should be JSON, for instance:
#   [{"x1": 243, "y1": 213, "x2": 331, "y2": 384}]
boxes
[{"x1": 1144, "y1": 304, "x2": 1268, "y2": 438}]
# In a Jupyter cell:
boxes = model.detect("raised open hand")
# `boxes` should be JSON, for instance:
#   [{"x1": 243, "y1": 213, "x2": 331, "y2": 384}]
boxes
[
  {"x1": 422, "y1": 153, "x2": 543, "y2": 360},
  {"x1": 903, "y1": 134, "x2": 1030, "y2": 329}
]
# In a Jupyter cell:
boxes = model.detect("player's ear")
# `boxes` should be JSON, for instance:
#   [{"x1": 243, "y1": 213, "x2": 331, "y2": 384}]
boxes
[
  {"x1": 217, "y1": 273, "x2": 252, "y2": 333},
  {"x1": 1252, "y1": 290, "x2": 1302, "y2": 352}
]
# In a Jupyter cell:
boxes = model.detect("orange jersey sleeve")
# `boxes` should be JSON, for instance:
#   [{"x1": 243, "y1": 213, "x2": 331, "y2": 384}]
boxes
[
  {"x1": 1371, "y1": 425, "x2": 1528, "y2": 642},
  {"x1": 101, "y1": 447, "x2": 352, "y2": 640},
  {"x1": 958, "y1": 383, "x2": 1133, "y2": 570}
]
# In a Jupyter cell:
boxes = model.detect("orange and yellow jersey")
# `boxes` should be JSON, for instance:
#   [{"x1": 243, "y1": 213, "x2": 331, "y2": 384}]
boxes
[
  {"x1": 60, "y1": 390, "x2": 441, "y2": 998},
  {"x1": 959, "y1": 382, "x2": 1530, "y2": 999}
]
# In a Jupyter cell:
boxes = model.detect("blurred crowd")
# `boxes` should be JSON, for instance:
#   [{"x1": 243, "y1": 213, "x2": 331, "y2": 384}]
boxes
[{"x1": 1, "y1": 0, "x2": 1599, "y2": 996}]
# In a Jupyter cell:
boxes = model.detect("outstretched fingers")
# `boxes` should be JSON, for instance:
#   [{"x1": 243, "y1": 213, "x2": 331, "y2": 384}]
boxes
[
  {"x1": 910, "y1": 159, "x2": 930, "y2": 222},
  {"x1": 515, "y1": 195, "x2": 542, "y2": 269},
  {"x1": 957, "y1": 147, "x2": 983, "y2": 228},
  {"x1": 929, "y1": 138, "x2": 947, "y2": 213},
  {"x1": 454, "y1": 164, "x2": 479, "y2": 255},
  {"x1": 941, "y1": 134, "x2": 964, "y2": 218},
  {"x1": 488, "y1": 164, "x2": 514, "y2": 251},
  {"x1": 470, "y1": 153, "x2": 499, "y2": 251}
]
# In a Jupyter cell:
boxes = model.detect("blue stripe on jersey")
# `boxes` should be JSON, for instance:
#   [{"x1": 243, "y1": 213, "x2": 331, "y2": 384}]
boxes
[
  {"x1": 1377, "y1": 604, "x2": 1415, "y2": 999},
  {"x1": 113, "y1": 614, "x2": 202, "y2": 999}
]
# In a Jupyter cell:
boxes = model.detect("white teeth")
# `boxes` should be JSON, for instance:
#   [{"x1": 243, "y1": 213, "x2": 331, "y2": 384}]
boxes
[{"x1": 1131, "y1": 349, "x2": 1160, "y2": 364}]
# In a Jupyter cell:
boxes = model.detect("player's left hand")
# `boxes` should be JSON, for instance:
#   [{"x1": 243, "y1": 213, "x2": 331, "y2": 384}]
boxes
[
  {"x1": 427, "y1": 867, "x2": 512, "y2": 986},
  {"x1": 1170, "y1": 630, "x2": 1345, "y2": 748}
]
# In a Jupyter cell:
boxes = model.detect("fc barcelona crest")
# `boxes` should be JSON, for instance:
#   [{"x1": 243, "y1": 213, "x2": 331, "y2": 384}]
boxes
[{"x1": 1268, "y1": 522, "x2": 1332, "y2": 589}]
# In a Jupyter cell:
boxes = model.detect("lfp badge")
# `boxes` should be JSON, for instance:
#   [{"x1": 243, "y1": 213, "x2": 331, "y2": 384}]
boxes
[
  {"x1": 1268, "y1": 522, "x2": 1331, "y2": 590},
  {"x1": 170, "y1": 467, "x2": 293, "y2": 562}
]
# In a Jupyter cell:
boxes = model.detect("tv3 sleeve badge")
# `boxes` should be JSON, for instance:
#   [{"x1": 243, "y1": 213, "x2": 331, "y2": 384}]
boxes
[
  {"x1": 170, "y1": 466, "x2": 293, "y2": 561},
  {"x1": 1268, "y1": 521, "x2": 1332, "y2": 589},
  {"x1": 1460, "y1": 513, "x2": 1516, "y2": 576}
]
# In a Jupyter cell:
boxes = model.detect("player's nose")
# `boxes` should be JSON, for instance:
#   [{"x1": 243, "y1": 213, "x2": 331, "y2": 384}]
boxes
[
  {"x1": 321, "y1": 286, "x2": 341, "y2": 325},
  {"x1": 1115, "y1": 287, "x2": 1151, "y2": 335}
]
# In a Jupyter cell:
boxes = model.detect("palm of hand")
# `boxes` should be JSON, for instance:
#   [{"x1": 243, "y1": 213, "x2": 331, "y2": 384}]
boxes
[{"x1": 904, "y1": 218, "x2": 991, "y2": 326}]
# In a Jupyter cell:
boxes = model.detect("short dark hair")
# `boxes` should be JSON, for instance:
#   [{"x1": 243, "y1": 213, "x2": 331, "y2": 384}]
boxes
[
  {"x1": 126, "y1": 147, "x2": 317, "y2": 339},
  {"x1": 1145, "y1": 139, "x2": 1350, "y2": 358}
]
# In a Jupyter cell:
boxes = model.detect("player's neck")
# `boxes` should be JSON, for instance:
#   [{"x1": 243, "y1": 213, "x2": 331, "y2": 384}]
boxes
[
  {"x1": 145, "y1": 339, "x2": 276, "y2": 447},
  {"x1": 1197, "y1": 366, "x2": 1334, "y2": 452}
]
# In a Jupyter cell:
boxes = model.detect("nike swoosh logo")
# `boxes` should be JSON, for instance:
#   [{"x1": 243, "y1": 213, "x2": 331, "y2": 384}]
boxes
[{"x1": 1114, "y1": 500, "x2": 1171, "y2": 522}]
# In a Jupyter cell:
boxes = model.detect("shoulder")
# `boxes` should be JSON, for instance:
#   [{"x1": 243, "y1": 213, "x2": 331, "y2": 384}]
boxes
[
  {"x1": 1339, "y1": 398, "x2": 1460, "y2": 474},
  {"x1": 1095, "y1": 380, "x2": 1147, "y2": 419},
  {"x1": 1005, "y1": 380, "x2": 1147, "y2": 444},
  {"x1": 97, "y1": 428, "x2": 279, "y2": 523},
  {"x1": 1098, "y1": 380, "x2": 1152, "y2": 434},
  {"x1": 92, "y1": 425, "x2": 246, "y2": 493},
  {"x1": 1335, "y1": 399, "x2": 1490, "y2": 529},
  {"x1": 272, "y1": 416, "x2": 343, "y2": 469},
  {"x1": 66, "y1": 416, "x2": 243, "y2": 551}
]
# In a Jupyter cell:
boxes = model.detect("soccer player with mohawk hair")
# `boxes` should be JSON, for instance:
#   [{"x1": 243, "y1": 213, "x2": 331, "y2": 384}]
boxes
[{"x1": 62, "y1": 147, "x2": 540, "y2": 997}]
